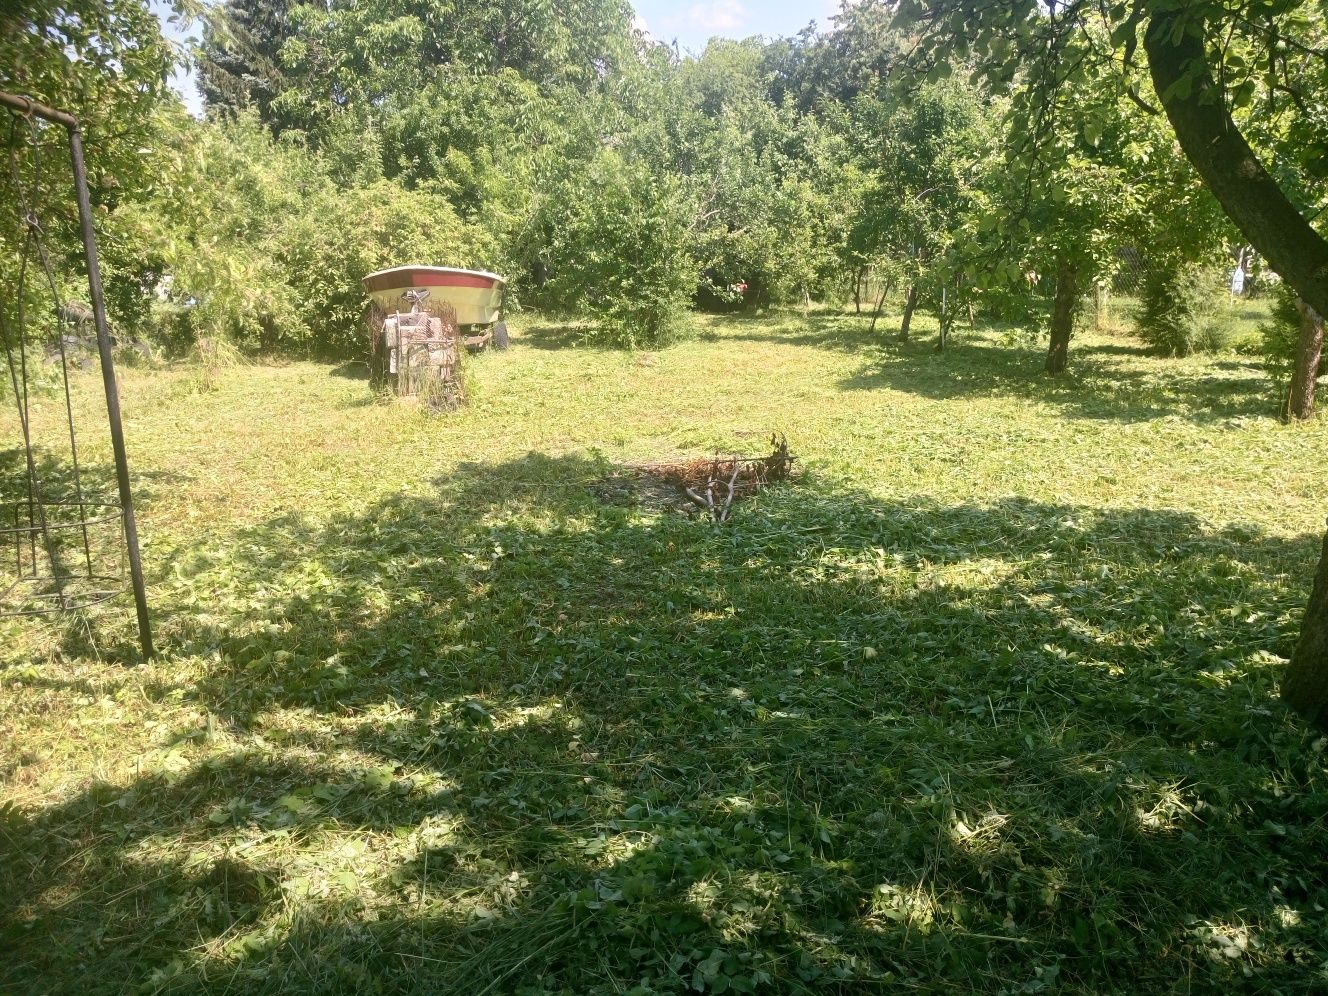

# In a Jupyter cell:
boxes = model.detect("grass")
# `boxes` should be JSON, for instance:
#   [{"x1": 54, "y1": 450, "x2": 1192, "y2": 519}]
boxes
[{"x1": 2, "y1": 309, "x2": 1327, "y2": 994}]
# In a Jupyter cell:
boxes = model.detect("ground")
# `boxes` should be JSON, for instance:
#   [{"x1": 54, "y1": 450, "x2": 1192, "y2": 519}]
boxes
[{"x1": 2, "y1": 309, "x2": 1327, "y2": 994}]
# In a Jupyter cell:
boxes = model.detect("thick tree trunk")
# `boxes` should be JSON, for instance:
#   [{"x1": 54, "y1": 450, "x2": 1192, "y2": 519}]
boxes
[
  {"x1": 1288, "y1": 299, "x2": 1324, "y2": 421},
  {"x1": 899, "y1": 283, "x2": 919, "y2": 341},
  {"x1": 1283, "y1": 528, "x2": 1328, "y2": 731},
  {"x1": 1146, "y1": 16, "x2": 1328, "y2": 319},
  {"x1": 1046, "y1": 258, "x2": 1078, "y2": 375},
  {"x1": 1146, "y1": 12, "x2": 1328, "y2": 728}
]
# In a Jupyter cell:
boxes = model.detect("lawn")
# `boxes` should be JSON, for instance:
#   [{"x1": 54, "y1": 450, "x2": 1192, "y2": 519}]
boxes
[{"x1": 3, "y1": 310, "x2": 1328, "y2": 994}]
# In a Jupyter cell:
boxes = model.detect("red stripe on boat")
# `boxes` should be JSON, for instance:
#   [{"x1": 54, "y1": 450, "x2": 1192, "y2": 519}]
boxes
[{"x1": 363, "y1": 270, "x2": 499, "y2": 293}]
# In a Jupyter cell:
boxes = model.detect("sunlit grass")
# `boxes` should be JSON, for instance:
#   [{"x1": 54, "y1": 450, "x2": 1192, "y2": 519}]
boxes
[{"x1": 2, "y1": 309, "x2": 1326, "y2": 993}]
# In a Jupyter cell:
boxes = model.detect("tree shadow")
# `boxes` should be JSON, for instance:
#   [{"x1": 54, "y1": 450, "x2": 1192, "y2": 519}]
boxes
[
  {"x1": 719, "y1": 310, "x2": 919, "y2": 354},
  {"x1": 328, "y1": 361, "x2": 371, "y2": 381},
  {"x1": 3, "y1": 451, "x2": 1326, "y2": 992},
  {"x1": 714, "y1": 310, "x2": 1278, "y2": 424},
  {"x1": 515, "y1": 322, "x2": 615, "y2": 351},
  {"x1": 836, "y1": 337, "x2": 1277, "y2": 424},
  {"x1": 0, "y1": 446, "x2": 191, "y2": 664}
]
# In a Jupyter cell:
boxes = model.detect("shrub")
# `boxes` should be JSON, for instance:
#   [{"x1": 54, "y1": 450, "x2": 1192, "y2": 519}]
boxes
[
  {"x1": 1258, "y1": 284, "x2": 1303, "y2": 372},
  {"x1": 541, "y1": 149, "x2": 696, "y2": 348},
  {"x1": 1134, "y1": 265, "x2": 1236, "y2": 357},
  {"x1": 286, "y1": 180, "x2": 499, "y2": 356},
  {"x1": 121, "y1": 115, "x2": 501, "y2": 357}
]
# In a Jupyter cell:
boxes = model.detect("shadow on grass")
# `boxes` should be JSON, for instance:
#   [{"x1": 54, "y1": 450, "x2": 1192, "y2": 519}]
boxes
[
  {"x1": 328, "y1": 361, "x2": 371, "y2": 381},
  {"x1": 516, "y1": 323, "x2": 613, "y2": 352},
  {"x1": 720, "y1": 309, "x2": 921, "y2": 355},
  {"x1": 837, "y1": 339, "x2": 1276, "y2": 424},
  {"x1": 719, "y1": 311, "x2": 1278, "y2": 424},
  {"x1": 0, "y1": 447, "x2": 193, "y2": 665},
  {"x1": 3, "y1": 452, "x2": 1326, "y2": 993}
]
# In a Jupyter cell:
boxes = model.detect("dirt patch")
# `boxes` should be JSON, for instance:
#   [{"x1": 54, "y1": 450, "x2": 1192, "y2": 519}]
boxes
[{"x1": 590, "y1": 434, "x2": 796, "y2": 521}]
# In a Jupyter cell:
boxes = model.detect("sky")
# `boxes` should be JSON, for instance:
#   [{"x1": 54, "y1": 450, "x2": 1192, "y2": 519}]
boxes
[
  {"x1": 632, "y1": 0, "x2": 840, "y2": 53},
  {"x1": 154, "y1": 0, "x2": 843, "y2": 117}
]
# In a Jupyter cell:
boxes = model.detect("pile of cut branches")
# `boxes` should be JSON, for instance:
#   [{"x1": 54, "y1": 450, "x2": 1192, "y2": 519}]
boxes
[{"x1": 631, "y1": 434, "x2": 795, "y2": 522}]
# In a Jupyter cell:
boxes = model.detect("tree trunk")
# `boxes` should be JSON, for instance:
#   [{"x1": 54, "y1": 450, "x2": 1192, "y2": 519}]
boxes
[
  {"x1": 1283, "y1": 528, "x2": 1328, "y2": 730},
  {"x1": 1046, "y1": 258, "x2": 1078, "y2": 375},
  {"x1": 1146, "y1": 15, "x2": 1328, "y2": 319},
  {"x1": 899, "y1": 283, "x2": 919, "y2": 341},
  {"x1": 936, "y1": 297, "x2": 954, "y2": 352},
  {"x1": 853, "y1": 266, "x2": 864, "y2": 314},
  {"x1": 867, "y1": 285, "x2": 887, "y2": 334},
  {"x1": 1146, "y1": 12, "x2": 1328, "y2": 728},
  {"x1": 1287, "y1": 299, "x2": 1324, "y2": 422}
]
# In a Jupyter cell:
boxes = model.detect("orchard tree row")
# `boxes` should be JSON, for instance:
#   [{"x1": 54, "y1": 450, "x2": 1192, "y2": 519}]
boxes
[{"x1": 5, "y1": 1, "x2": 1313, "y2": 368}]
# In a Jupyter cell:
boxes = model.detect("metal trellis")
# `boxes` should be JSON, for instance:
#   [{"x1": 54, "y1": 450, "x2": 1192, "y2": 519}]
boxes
[{"x1": 0, "y1": 89, "x2": 153, "y2": 660}]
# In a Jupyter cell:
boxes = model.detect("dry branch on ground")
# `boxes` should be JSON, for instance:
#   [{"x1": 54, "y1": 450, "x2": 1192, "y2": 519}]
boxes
[{"x1": 623, "y1": 433, "x2": 795, "y2": 522}]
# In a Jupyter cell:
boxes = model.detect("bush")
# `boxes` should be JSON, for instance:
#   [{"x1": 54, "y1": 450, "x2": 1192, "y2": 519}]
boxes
[
  {"x1": 1258, "y1": 284, "x2": 1303, "y2": 372},
  {"x1": 541, "y1": 150, "x2": 696, "y2": 348},
  {"x1": 973, "y1": 280, "x2": 1049, "y2": 326},
  {"x1": 1134, "y1": 265, "x2": 1236, "y2": 357},
  {"x1": 285, "y1": 180, "x2": 499, "y2": 356},
  {"x1": 119, "y1": 115, "x2": 501, "y2": 357}
]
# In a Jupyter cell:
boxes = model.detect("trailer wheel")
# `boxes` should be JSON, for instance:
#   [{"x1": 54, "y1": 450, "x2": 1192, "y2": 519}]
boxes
[{"x1": 492, "y1": 321, "x2": 510, "y2": 350}]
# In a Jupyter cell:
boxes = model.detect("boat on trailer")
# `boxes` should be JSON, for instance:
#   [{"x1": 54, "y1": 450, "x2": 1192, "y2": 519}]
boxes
[
  {"x1": 361, "y1": 265, "x2": 509, "y2": 403},
  {"x1": 362, "y1": 265, "x2": 507, "y2": 328}
]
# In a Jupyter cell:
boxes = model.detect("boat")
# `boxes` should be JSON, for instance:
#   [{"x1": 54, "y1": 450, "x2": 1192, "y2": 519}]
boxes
[{"x1": 361, "y1": 265, "x2": 506, "y2": 326}]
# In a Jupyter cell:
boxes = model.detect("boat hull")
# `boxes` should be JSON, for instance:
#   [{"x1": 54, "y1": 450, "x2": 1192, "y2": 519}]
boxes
[{"x1": 362, "y1": 266, "x2": 506, "y2": 325}]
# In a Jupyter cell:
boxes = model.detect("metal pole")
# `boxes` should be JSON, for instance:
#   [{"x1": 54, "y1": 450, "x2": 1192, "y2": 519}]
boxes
[
  {"x1": 0, "y1": 91, "x2": 77, "y2": 129},
  {"x1": 67, "y1": 128, "x2": 154, "y2": 661}
]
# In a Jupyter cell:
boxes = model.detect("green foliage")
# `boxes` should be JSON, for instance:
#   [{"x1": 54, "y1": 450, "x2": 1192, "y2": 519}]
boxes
[
  {"x1": 118, "y1": 114, "x2": 497, "y2": 355},
  {"x1": 841, "y1": 74, "x2": 997, "y2": 327},
  {"x1": 1260, "y1": 284, "x2": 1305, "y2": 371},
  {"x1": 0, "y1": 0, "x2": 177, "y2": 340},
  {"x1": 1135, "y1": 266, "x2": 1236, "y2": 357},
  {"x1": 541, "y1": 149, "x2": 695, "y2": 348},
  {"x1": 0, "y1": 1, "x2": 174, "y2": 161},
  {"x1": 206, "y1": 0, "x2": 636, "y2": 177},
  {"x1": 652, "y1": 39, "x2": 852, "y2": 308}
]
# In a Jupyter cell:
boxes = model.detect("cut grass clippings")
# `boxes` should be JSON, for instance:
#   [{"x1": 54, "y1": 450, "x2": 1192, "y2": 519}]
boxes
[{"x1": 1, "y1": 309, "x2": 1327, "y2": 994}]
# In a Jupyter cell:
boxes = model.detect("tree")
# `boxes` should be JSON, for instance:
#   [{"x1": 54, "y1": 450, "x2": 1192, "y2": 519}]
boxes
[
  {"x1": 1262, "y1": 288, "x2": 1325, "y2": 422},
  {"x1": 115, "y1": 113, "x2": 498, "y2": 355},
  {"x1": 1, "y1": 1, "x2": 177, "y2": 342},
  {"x1": 196, "y1": 0, "x2": 294, "y2": 122},
  {"x1": 1287, "y1": 300, "x2": 1325, "y2": 421},
  {"x1": 893, "y1": 0, "x2": 1328, "y2": 726},
  {"x1": 625, "y1": 37, "x2": 851, "y2": 311},
  {"x1": 538, "y1": 147, "x2": 695, "y2": 347},
  {"x1": 0, "y1": 1, "x2": 176, "y2": 220},
  {"x1": 843, "y1": 75, "x2": 995, "y2": 345}
]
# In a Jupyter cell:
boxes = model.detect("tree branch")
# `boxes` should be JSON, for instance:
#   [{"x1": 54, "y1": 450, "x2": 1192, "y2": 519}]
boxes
[{"x1": 1145, "y1": 11, "x2": 1328, "y2": 318}]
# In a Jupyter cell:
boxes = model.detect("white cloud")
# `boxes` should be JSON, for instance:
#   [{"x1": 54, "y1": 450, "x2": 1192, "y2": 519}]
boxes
[{"x1": 683, "y1": 0, "x2": 749, "y2": 34}]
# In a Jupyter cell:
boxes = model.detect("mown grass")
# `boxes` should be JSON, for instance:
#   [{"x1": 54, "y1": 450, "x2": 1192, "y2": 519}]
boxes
[{"x1": 2, "y1": 309, "x2": 1327, "y2": 994}]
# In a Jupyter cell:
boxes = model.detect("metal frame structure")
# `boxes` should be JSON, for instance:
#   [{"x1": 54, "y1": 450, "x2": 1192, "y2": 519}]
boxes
[{"x1": 0, "y1": 89, "x2": 153, "y2": 660}]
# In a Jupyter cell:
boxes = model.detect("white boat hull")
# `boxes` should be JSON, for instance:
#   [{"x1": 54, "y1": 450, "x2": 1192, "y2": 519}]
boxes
[{"x1": 362, "y1": 265, "x2": 505, "y2": 325}]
